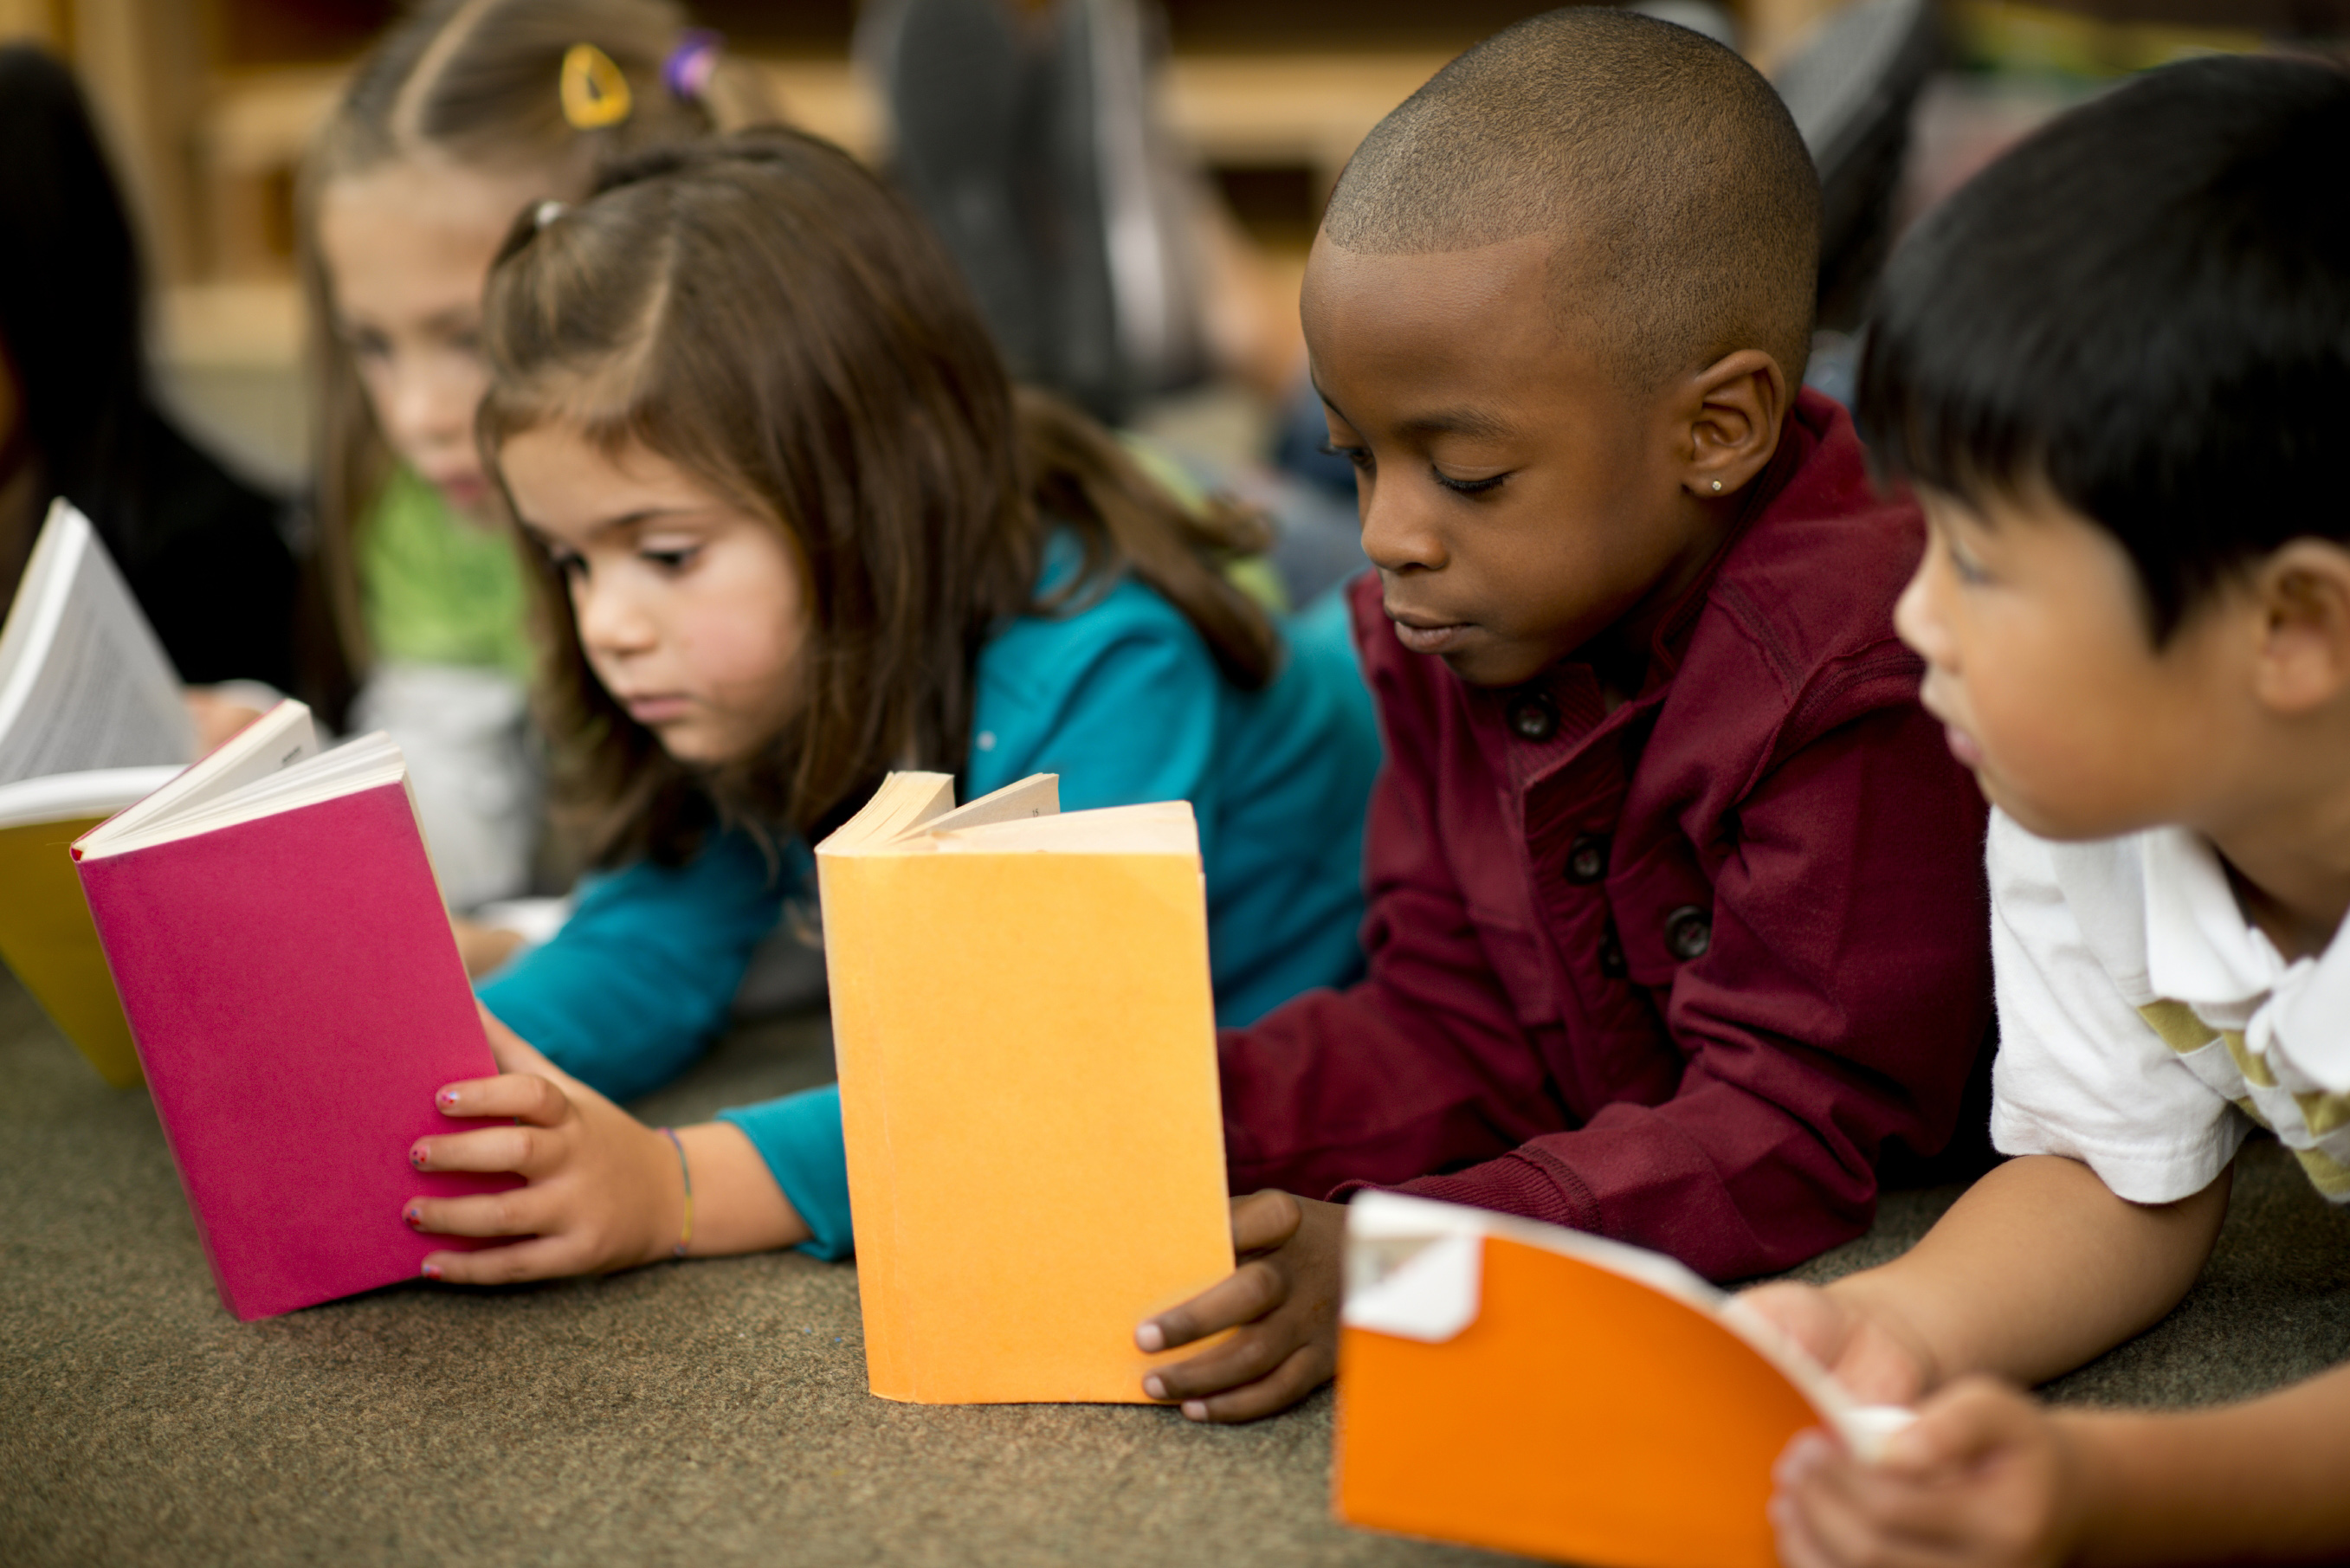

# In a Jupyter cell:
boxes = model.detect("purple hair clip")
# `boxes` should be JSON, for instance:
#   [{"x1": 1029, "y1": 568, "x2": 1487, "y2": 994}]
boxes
[{"x1": 662, "y1": 28, "x2": 723, "y2": 101}]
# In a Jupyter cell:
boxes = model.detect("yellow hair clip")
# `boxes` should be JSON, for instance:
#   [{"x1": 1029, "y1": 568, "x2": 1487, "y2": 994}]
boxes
[{"x1": 559, "y1": 42, "x2": 633, "y2": 130}]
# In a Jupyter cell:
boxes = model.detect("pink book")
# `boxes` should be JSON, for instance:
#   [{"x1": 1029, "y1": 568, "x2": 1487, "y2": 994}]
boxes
[{"x1": 73, "y1": 701, "x2": 516, "y2": 1320}]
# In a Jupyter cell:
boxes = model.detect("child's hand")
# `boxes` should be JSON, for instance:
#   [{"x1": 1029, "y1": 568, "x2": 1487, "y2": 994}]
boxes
[
  {"x1": 183, "y1": 687, "x2": 265, "y2": 754},
  {"x1": 1740, "y1": 1280, "x2": 1937, "y2": 1406},
  {"x1": 1771, "y1": 1377, "x2": 2087, "y2": 1568},
  {"x1": 404, "y1": 1003, "x2": 685, "y2": 1282},
  {"x1": 1133, "y1": 1190, "x2": 1344, "y2": 1422}
]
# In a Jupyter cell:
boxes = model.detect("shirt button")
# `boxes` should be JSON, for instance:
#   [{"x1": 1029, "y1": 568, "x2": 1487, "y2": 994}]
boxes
[
  {"x1": 1665, "y1": 905, "x2": 1712, "y2": 961},
  {"x1": 1564, "y1": 833, "x2": 1610, "y2": 885},
  {"x1": 1507, "y1": 691, "x2": 1558, "y2": 742},
  {"x1": 1598, "y1": 925, "x2": 1627, "y2": 978}
]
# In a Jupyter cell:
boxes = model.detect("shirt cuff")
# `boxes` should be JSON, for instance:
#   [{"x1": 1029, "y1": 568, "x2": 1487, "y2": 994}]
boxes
[
  {"x1": 717, "y1": 1085, "x2": 855, "y2": 1261},
  {"x1": 1340, "y1": 1145, "x2": 1604, "y2": 1235}
]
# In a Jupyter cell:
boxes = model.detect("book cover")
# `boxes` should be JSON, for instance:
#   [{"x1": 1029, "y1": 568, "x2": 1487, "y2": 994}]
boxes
[
  {"x1": 0, "y1": 766, "x2": 182, "y2": 1086},
  {"x1": 0, "y1": 501, "x2": 197, "y2": 1086},
  {"x1": 817, "y1": 771, "x2": 1235, "y2": 1403},
  {"x1": 74, "y1": 732, "x2": 513, "y2": 1321},
  {"x1": 1334, "y1": 1192, "x2": 1910, "y2": 1568}
]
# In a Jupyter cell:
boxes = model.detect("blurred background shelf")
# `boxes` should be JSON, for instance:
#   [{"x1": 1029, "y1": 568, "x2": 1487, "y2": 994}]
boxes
[{"x1": 3, "y1": 0, "x2": 2341, "y2": 484}]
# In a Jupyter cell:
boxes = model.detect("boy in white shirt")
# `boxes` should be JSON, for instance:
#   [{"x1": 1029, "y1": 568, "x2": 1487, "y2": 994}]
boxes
[{"x1": 1748, "y1": 54, "x2": 2350, "y2": 1568}]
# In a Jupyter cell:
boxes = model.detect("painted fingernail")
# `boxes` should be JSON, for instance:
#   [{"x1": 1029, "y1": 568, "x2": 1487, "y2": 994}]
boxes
[
  {"x1": 1135, "y1": 1322, "x2": 1166, "y2": 1353},
  {"x1": 404, "y1": 1203, "x2": 424, "y2": 1228},
  {"x1": 436, "y1": 1088, "x2": 461, "y2": 1109},
  {"x1": 420, "y1": 1261, "x2": 442, "y2": 1281},
  {"x1": 1181, "y1": 1401, "x2": 1208, "y2": 1422},
  {"x1": 410, "y1": 1145, "x2": 429, "y2": 1170},
  {"x1": 1144, "y1": 1375, "x2": 1168, "y2": 1400}
]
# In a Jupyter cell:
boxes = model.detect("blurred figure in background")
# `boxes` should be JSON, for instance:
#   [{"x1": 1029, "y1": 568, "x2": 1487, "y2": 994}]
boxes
[
  {"x1": 297, "y1": 0, "x2": 769, "y2": 956},
  {"x1": 0, "y1": 43, "x2": 305, "y2": 727}
]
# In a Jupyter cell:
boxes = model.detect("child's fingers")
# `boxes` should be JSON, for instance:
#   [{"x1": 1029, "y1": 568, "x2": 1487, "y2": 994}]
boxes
[
  {"x1": 1882, "y1": 1376, "x2": 2027, "y2": 1476},
  {"x1": 1777, "y1": 1454, "x2": 1953, "y2": 1568},
  {"x1": 403, "y1": 1182, "x2": 562, "y2": 1242},
  {"x1": 420, "y1": 1235, "x2": 584, "y2": 1287},
  {"x1": 1142, "y1": 1320, "x2": 1292, "y2": 1401},
  {"x1": 430, "y1": 1070, "x2": 573, "y2": 1127},
  {"x1": 1230, "y1": 1189, "x2": 1304, "y2": 1255},
  {"x1": 411, "y1": 1120, "x2": 562, "y2": 1178},
  {"x1": 1135, "y1": 1257, "x2": 1285, "y2": 1352},
  {"x1": 1169, "y1": 1345, "x2": 1329, "y2": 1424}
]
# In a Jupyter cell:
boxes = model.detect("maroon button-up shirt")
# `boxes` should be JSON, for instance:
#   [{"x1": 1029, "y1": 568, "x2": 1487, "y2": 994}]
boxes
[{"x1": 1219, "y1": 392, "x2": 1992, "y2": 1282}]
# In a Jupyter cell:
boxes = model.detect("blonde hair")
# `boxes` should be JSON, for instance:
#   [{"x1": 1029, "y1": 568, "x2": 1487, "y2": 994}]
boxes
[{"x1": 298, "y1": 0, "x2": 771, "y2": 678}]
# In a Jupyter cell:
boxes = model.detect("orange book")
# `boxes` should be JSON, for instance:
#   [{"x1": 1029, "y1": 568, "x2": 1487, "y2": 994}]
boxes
[
  {"x1": 815, "y1": 771, "x2": 1234, "y2": 1403},
  {"x1": 1335, "y1": 1192, "x2": 1911, "y2": 1568}
]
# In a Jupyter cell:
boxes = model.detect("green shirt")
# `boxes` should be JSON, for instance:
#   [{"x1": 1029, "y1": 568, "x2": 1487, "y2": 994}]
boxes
[{"x1": 357, "y1": 467, "x2": 533, "y2": 680}]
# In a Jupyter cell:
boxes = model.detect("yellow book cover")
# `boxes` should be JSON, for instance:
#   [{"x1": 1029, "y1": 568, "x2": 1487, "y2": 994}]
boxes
[
  {"x1": 0, "y1": 500, "x2": 199, "y2": 1085},
  {"x1": 0, "y1": 767, "x2": 183, "y2": 1086},
  {"x1": 816, "y1": 771, "x2": 1235, "y2": 1403}
]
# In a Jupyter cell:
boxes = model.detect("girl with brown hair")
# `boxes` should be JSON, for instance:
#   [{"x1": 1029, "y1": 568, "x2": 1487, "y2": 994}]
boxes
[
  {"x1": 299, "y1": 0, "x2": 765, "y2": 925},
  {"x1": 407, "y1": 129, "x2": 1379, "y2": 1280}
]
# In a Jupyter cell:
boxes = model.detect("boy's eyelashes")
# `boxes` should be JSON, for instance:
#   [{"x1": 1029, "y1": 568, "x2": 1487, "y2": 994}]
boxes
[
  {"x1": 1317, "y1": 440, "x2": 1509, "y2": 496},
  {"x1": 1943, "y1": 534, "x2": 1994, "y2": 586},
  {"x1": 1432, "y1": 468, "x2": 1508, "y2": 498}
]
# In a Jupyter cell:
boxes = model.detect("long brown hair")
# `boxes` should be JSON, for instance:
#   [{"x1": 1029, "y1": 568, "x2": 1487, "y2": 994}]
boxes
[
  {"x1": 298, "y1": 0, "x2": 771, "y2": 677},
  {"x1": 477, "y1": 129, "x2": 1278, "y2": 867}
]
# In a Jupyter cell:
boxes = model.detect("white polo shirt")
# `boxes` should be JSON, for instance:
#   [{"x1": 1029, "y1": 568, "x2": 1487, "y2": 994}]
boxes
[{"x1": 1988, "y1": 809, "x2": 2350, "y2": 1204}]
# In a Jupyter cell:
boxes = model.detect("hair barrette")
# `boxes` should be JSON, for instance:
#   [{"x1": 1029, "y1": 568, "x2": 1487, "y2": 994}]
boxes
[
  {"x1": 559, "y1": 42, "x2": 633, "y2": 130},
  {"x1": 662, "y1": 29, "x2": 724, "y2": 101},
  {"x1": 534, "y1": 199, "x2": 566, "y2": 230}
]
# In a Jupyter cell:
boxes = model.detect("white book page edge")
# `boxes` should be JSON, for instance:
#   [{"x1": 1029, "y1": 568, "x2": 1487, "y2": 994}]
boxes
[
  {"x1": 81, "y1": 700, "x2": 319, "y2": 854},
  {"x1": 82, "y1": 732, "x2": 408, "y2": 859},
  {"x1": 931, "y1": 799, "x2": 1196, "y2": 856},
  {"x1": 0, "y1": 500, "x2": 87, "y2": 757},
  {"x1": 0, "y1": 765, "x2": 186, "y2": 832}
]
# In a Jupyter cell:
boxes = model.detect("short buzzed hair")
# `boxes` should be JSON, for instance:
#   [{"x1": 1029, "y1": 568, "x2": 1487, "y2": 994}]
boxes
[{"x1": 1324, "y1": 8, "x2": 1820, "y2": 390}]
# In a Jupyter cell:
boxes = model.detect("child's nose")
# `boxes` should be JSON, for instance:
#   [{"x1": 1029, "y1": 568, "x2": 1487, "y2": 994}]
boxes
[
  {"x1": 1359, "y1": 484, "x2": 1443, "y2": 575},
  {"x1": 576, "y1": 580, "x2": 659, "y2": 657},
  {"x1": 1892, "y1": 559, "x2": 1950, "y2": 668}
]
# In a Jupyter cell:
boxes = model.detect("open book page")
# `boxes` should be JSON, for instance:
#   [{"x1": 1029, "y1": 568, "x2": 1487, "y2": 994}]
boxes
[
  {"x1": 0, "y1": 501, "x2": 196, "y2": 786},
  {"x1": 85, "y1": 700, "x2": 318, "y2": 854},
  {"x1": 0, "y1": 765, "x2": 189, "y2": 833},
  {"x1": 933, "y1": 800, "x2": 1195, "y2": 856}
]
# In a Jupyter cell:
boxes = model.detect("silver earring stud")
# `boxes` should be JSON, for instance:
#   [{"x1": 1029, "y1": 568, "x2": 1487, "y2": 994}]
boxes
[{"x1": 1710, "y1": 479, "x2": 1723, "y2": 493}]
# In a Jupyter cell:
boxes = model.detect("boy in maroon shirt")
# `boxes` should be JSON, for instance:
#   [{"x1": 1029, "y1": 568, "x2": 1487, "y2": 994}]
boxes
[{"x1": 1133, "y1": 8, "x2": 1992, "y2": 1419}]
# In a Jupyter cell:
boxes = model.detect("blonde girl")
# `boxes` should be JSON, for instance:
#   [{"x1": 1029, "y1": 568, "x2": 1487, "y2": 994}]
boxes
[
  {"x1": 408, "y1": 130, "x2": 1381, "y2": 1278},
  {"x1": 300, "y1": 0, "x2": 765, "y2": 930}
]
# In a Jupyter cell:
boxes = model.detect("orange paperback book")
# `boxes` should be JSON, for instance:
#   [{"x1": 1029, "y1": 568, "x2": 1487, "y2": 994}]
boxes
[
  {"x1": 1335, "y1": 1192, "x2": 1911, "y2": 1568},
  {"x1": 815, "y1": 771, "x2": 1235, "y2": 1404}
]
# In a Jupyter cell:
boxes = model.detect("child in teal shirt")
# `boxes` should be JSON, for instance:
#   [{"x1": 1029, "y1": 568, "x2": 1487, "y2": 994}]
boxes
[{"x1": 407, "y1": 130, "x2": 1378, "y2": 1280}]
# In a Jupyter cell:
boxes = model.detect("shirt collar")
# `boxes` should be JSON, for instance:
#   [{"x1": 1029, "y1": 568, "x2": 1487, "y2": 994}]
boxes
[{"x1": 2140, "y1": 827, "x2": 2350, "y2": 1092}]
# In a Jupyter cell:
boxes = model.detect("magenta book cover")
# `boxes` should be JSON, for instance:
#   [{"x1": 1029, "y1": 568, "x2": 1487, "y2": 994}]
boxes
[{"x1": 75, "y1": 781, "x2": 514, "y2": 1320}]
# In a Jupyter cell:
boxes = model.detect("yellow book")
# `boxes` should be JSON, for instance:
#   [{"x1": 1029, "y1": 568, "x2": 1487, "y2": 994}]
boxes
[
  {"x1": 0, "y1": 501, "x2": 197, "y2": 1086},
  {"x1": 816, "y1": 771, "x2": 1235, "y2": 1403},
  {"x1": 0, "y1": 769, "x2": 182, "y2": 1085}
]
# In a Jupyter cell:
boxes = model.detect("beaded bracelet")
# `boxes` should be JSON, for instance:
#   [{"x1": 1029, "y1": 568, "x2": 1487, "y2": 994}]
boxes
[{"x1": 660, "y1": 1126, "x2": 694, "y2": 1259}]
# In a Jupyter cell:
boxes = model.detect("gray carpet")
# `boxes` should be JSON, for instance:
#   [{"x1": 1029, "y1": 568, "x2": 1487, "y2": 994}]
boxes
[{"x1": 5, "y1": 963, "x2": 2348, "y2": 1568}]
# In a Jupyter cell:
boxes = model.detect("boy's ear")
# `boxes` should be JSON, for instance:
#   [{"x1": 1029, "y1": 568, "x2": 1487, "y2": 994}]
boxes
[
  {"x1": 2250, "y1": 540, "x2": 2350, "y2": 717},
  {"x1": 1677, "y1": 348, "x2": 1789, "y2": 500}
]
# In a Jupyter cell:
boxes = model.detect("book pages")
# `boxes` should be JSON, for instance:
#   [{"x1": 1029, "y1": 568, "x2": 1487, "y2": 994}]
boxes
[{"x1": 0, "y1": 501, "x2": 195, "y2": 786}]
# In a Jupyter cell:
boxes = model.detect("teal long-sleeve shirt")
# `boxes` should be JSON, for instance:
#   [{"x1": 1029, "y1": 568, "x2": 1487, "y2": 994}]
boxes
[{"x1": 479, "y1": 566, "x2": 1380, "y2": 1259}]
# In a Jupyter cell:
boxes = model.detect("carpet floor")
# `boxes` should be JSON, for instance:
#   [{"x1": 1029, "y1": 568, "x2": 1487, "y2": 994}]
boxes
[{"x1": 5, "y1": 965, "x2": 2347, "y2": 1567}]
